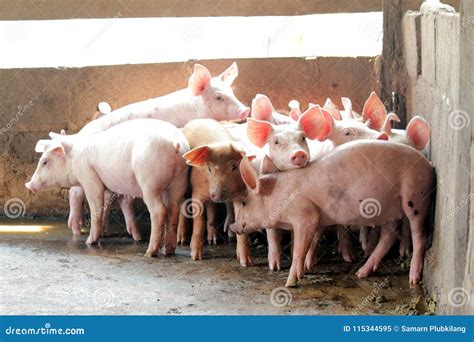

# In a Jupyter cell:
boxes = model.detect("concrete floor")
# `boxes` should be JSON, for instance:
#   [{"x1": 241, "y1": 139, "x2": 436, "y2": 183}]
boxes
[{"x1": 0, "y1": 219, "x2": 426, "y2": 315}]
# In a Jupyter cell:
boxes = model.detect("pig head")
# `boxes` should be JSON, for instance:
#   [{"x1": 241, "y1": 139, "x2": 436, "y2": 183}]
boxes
[{"x1": 183, "y1": 142, "x2": 247, "y2": 202}]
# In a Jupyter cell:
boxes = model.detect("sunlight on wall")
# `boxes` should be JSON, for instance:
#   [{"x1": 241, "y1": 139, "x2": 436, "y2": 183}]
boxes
[{"x1": 0, "y1": 12, "x2": 382, "y2": 68}]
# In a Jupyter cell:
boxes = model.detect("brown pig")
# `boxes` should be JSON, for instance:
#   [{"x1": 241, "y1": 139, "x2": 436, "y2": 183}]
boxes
[
  {"x1": 180, "y1": 119, "x2": 252, "y2": 266},
  {"x1": 231, "y1": 140, "x2": 434, "y2": 287}
]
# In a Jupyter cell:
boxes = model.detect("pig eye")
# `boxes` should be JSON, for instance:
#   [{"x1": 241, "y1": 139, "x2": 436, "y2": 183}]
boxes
[
  {"x1": 42, "y1": 160, "x2": 48, "y2": 167},
  {"x1": 207, "y1": 166, "x2": 212, "y2": 172},
  {"x1": 301, "y1": 136, "x2": 306, "y2": 142},
  {"x1": 231, "y1": 163, "x2": 238, "y2": 171},
  {"x1": 274, "y1": 139, "x2": 279, "y2": 145},
  {"x1": 241, "y1": 199, "x2": 247, "y2": 206},
  {"x1": 215, "y1": 94, "x2": 224, "y2": 101}
]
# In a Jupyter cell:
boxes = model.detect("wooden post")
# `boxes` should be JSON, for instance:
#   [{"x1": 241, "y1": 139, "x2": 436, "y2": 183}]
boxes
[{"x1": 381, "y1": 0, "x2": 409, "y2": 126}]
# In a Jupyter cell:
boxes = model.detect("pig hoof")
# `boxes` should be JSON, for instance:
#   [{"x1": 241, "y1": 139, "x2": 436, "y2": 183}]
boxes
[
  {"x1": 268, "y1": 261, "x2": 281, "y2": 271},
  {"x1": 356, "y1": 268, "x2": 370, "y2": 278},
  {"x1": 342, "y1": 253, "x2": 354, "y2": 263},
  {"x1": 85, "y1": 237, "x2": 98, "y2": 245},
  {"x1": 285, "y1": 279, "x2": 297, "y2": 288},
  {"x1": 191, "y1": 249, "x2": 202, "y2": 260},
  {"x1": 399, "y1": 245, "x2": 410, "y2": 257},
  {"x1": 144, "y1": 250, "x2": 157, "y2": 258},
  {"x1": 239, "y1": 257, "x2": 253, "y2": 267}
]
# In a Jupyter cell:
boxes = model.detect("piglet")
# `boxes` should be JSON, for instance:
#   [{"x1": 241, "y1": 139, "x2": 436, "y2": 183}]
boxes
[
  {"x1": 26, "y1": 119, "x2": 189, "y2": 257},
  {"x1": 231, "y1": 140, "x2": 434, "y2": 287},
  {"x1": 180, "y1": 119, "x2": 252, "y2": 266}
]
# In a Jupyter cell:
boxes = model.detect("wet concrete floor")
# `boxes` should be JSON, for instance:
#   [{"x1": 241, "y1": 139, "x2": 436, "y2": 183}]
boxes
[{"x1": 0, "y1": 219, "x2": 426, "y2": 315}]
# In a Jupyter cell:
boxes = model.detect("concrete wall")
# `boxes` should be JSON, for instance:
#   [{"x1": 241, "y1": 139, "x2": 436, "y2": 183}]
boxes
[
  {"x1": 402, "y1": 1, "x2": 473, "y2": 314},
  {"x1": 0, "y1": 0, "x2": 460, "y2": 19},
  {"x1": 0, "y1": 57, "x2": 377, "y2": 216}
]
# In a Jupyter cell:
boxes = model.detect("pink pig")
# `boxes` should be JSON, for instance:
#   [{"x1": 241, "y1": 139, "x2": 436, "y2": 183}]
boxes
[
  {"x1": 67, "y1": 63, "x2": 249, "y2": 236},
  {"x1": 26, "y1": 119, "x2": 189, "y2": 257},
  {"x1": 231, "y1": 139, "x2": 434, "y2": 287}
]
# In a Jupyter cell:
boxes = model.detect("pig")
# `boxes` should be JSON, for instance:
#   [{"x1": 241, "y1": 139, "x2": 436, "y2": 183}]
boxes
[
  {"x1": 180, "y1": 119, "x2": 252, "y2": 266},
  {"x1": 268, "y1": 99, "x2": 389, "y2": 265},
  {"x1": 231, "y1": 140, "x2": 434, "y2": 287},
  {"x1": 26, "y1": 119, "x2": 189, "y2": 257},
  {"x1": 68, "y1": 62, "x2": 249, "y2": 236},
  {"x1": 356, "y1": 93, "x2": 432, "y2": 258}
]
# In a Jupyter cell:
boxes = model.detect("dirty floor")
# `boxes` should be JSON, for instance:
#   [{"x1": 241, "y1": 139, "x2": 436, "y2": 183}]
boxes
[{"x1": 0, "y1": 219, "x2": 427, "y2": 315}]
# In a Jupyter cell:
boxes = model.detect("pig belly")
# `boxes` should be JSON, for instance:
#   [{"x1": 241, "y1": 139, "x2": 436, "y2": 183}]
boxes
[
  {"x1": 318, "y1": 196, "x2": 404, "y2": 227},
  {"x1": 99, "y1": 173, "x2": 143, "y2": 198}
]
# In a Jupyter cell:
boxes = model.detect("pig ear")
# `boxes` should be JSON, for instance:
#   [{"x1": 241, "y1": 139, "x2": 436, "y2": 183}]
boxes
[
  {"x1": 289, "y1": 108, "x2": 301, "y2": 121},
  {"x1": 288, "y1": 100, "x2": 301, "y2": 121},
  {"x1": 341, "y1": 97, "x2": 355, "y2": 120},
  {"x1": 49, "y1": 131, "x2": 66, "y2": 140},
  {"x1": 46, "y1": 140, "x2": 65, "y2": 156},
  {"x1": 218, "y1": 62, "x2": 238, "y2": 86},
  {"x1": 183, "y1": 145, "x2": 210, "y2": 167},
  {"x1": 298, "y1": 105, "x2": 333, "y2": 141},
  {"x1": 381, "y1": 113, "x2": 400, "y2": 134},
  {"x1": 323, "y1": 98, "x2": 343, "y2": 121},
  {"x1": 406, "y1": 116, "x2": 430, "y2": 150},
  {"x1": 362, "y1": 92, "x2": 387, "y2": 130},
  {"x1": 247, "y1": 118, "x2": 274, "y2": 148},
  {"x1": 260, "y1": 154, "x2": 278, "y2": 174},
  {"x1": 188, "y1": 64, "x2": 211, "y2": 96},
  {"x1": 251, "y1": 94, "x2": 274, "y2": 122},
  {"x1": 35, "y1": 140, "x2": 50, "y2": 153},
  {"x1": 239, "y1": 157, "x2": 260, "y2": 192}
]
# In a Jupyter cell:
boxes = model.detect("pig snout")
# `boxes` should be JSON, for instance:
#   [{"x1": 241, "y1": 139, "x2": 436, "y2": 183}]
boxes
[
  {"x1": 290, "y1": 150, "x2": 308, "y2": 167},
  {"x1": 239, "y1": 107, "x2": 250, "y2": 120},
  {"x1": 210, "y1": 187, "x2": 229, "y2": 202},
  {"x1": 25, "y1": 181, "x2": 37, "y2": 193},
  {"x1": 375, "y1": 132, "x2": 389, "y2": 140},
  {"x1": 230, "y1": 222, "x2": 246, "y2": 234}
]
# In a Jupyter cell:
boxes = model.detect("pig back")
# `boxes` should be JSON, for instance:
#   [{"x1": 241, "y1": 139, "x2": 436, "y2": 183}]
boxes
[
  {"x1": 182, "y1": 119, "x2": 235, "y2": 149},
  {"x1": 290, "y1": 140, "x2": 434, "y2": 227}
]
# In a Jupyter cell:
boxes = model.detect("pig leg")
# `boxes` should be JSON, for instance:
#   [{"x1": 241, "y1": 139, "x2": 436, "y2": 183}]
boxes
[
  {"x1": 68, "y1": 186, "x2": 85, "y2": 235},
  {"x1": 101, "y1": 190, "x2": 114, "y2": 237},
  {"x1": 189, "y1": 196, "x2": 207, "y2": 260},
  {"x1": 80, "y1": 180, "x2": 105, "y2": 245},
  {"x1": 304, "y1": 229, "x2": 326, "y2": 271},
  {"x1": 399, "y1": 222, "x2": 412, "y2": 257},
  {"x1": 402, "y1": 205, "x2": 428, "y2": 285},
  {"x1": 364, "y1": 226, "x2": 381, "y2": 257},
  {"x1": 286, "y1": 217, "x2": 319, "y2": 287},
  {"x1": 164, "y1": 174, "x2": 187, "y2": 255},
  {"x1": 224, "y1": 201, "x2": 235, "y2": 241},
  {"x1": 143, "y1": 193, "x2": 167, "y2": 257},
  {"x1": 176, "y1": 212, "x2": 188, "y2": 246},
  {"x1": 337, "y1": 225, "x2": 354, "y2": 263},
  {"x1": 206, "y1": 204, "x2": 217, "y2": 245},
  {"x1": 236, "y1": 234, "x2": 253, "y2": 267},
  {"x1": 356, "y1": 221, "x2": 398, "y2": 278},
  {"x1": 118, "y1": 196, "x2": 141, "y2": 241},
  {"x1": 267, "y1": 228, "x2": 282, "y2": 271},
  {"x1": 359, "y1": 226, "x2": 370, "y2": 251}
]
